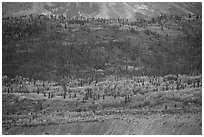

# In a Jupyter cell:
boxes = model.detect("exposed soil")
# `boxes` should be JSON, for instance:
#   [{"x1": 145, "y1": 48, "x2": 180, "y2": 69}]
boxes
[
  {"x1": 2, "y1": 93, "x2": 202, "y2": 135},
  {"x1": 3, "y1": 112, "x2": 202, "y2": 135}
]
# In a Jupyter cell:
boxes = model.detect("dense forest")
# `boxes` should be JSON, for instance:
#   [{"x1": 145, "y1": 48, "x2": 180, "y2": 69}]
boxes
[{"x1": 2, "y1": 13, "x2": 202, "y2": 82}]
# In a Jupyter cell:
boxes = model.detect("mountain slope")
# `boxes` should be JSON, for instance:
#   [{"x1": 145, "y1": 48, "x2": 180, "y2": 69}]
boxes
[{"x1": 2, "y1": 2, "x2": 202, "y2": 19}]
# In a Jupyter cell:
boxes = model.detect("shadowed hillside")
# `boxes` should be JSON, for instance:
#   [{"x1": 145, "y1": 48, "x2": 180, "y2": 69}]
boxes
[{"x1": 2, "y1": 11, "x2": 202, "y2": 81}]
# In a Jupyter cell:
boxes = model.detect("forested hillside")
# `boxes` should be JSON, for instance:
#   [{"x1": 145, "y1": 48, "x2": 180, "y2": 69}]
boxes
[{"x1": 2, "y1": 13, "x2": 202, "y2": 82}]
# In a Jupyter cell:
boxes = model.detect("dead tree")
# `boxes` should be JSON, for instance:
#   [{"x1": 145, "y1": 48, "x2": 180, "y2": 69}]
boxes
[
  {"x1": 103, "y1": 94, "x2": 105, "y2": 100},
  {"x1": 48, "y1": 92, "x2": 51, "y2": 98},
  {"x1": 97, "y1": 94, "x2": 100, "y2": 100},
  {"x1": 63, "y1": 92, "x2": 66, "y2": 99}
]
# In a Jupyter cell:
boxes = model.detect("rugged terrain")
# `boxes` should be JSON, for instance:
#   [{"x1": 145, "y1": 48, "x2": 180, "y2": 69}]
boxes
[
  {"x1": 2, "y1": 2, "x2": 202, "y2": 19},
  {"x1": 2, "y1": 2, "x2": 202, "y2": 135}
]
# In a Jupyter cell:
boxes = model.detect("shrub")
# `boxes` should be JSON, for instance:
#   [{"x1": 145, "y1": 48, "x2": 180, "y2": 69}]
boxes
[
  {"x1": 130, "y1": 28, "x2": 139, "y2": 34},
  {"x1": 144, "y1": 29, "x2": 151, "y2": 35},
  {"x1": 74, "y1": 102, "x2": 94, "y2": 112}
]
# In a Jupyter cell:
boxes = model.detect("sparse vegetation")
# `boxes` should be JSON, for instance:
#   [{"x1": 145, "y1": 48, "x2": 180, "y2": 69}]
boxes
[{"x1": 2, "y1": 2, "x2": 202, "y2": 135}]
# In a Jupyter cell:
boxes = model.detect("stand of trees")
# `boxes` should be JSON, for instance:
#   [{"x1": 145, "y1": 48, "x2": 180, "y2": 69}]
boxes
[{"x1": 2, "y1": 13, "x2": 202, "y2": 81}]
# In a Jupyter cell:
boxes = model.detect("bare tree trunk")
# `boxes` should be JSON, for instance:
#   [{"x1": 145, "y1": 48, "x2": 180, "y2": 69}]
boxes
[{"x1": 125, "y1": 56, "x2": 128, "y2": 73}]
